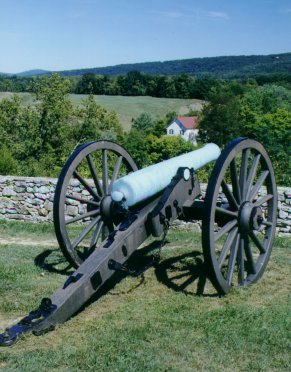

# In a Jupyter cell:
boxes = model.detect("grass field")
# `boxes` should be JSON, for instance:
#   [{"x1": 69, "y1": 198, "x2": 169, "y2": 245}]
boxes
[
  {"x1": 0, "y1": 92, "x2": 203, "y2": 131},
  {"x1": 0, "y1": 220, "x2": 290, "y2": 371}
]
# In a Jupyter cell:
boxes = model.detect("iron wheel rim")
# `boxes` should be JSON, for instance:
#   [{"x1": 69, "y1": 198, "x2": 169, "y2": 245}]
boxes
[
  {"x1": 53, "y1": 140, "x2": 138, "y2": 268},
  {"x1": 202, "y1": 138, "x2": 277, "y2": 294}
]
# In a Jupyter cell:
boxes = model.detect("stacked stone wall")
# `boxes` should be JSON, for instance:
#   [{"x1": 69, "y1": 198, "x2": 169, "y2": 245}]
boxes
[{"x1": 0, "y1": 176, "x2": 290, "y2": 236}]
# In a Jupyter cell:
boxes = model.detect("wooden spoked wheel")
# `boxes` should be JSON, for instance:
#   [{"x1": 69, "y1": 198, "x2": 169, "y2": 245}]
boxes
[
  {"x1": 53, "y1": 141, "x2": 138, "y2": 268},
  {"x1": 202, "y1": 138, "x2": 277, "y2": 294}
]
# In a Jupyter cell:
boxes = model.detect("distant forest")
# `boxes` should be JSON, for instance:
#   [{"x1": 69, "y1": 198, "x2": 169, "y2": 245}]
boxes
[
  {"x1": 1, "y1": 51, "x2": 290, "y2": 78},
  {"x1": 56, "y1": 52, "x2": 291, "y2": 78},
  {"x1": 0, "y1": 71, "x2": 291, "y2": 100},
  {"x1": 1, "y1": 52, "x2": 290, "y2": 100}
]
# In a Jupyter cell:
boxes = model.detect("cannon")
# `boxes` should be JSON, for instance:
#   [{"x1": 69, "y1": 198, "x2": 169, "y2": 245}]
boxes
[{"x1": 0, "y1": 137, "x2": 277, "y2": 346}]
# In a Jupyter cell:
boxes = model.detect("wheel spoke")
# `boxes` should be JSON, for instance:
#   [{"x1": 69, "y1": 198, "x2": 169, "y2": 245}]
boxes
[
  {"x1": 245, "y1": 153, "x2": 261, "y2": 198},
  {"x1": 249, "y1": 231, "x2": 266, "y2": 254},
  {"x1": 218, "y1": 227, "x2": 238, "y2": 268},
  {"x1": 248, "y1": 171, "x2": 269, "y2": 202},
  {"x1": 214, "y1": 219, "x2": 237, "y2": 242},
  {"x1": 109, "y1": 155, "x2": 123, "y2": 192},
  {"x1": 254, "y1": 194, "x2": 273, "y2": 207},
  {"x1": 86, "y1": 154, "x2": 103, "y2": 197},
  {"x1": 237, "y1": 238, "x2": 245, "y2": 285},
  {"x1": 239, "y1": 149, "x2": 249, "y2": 200},
  {"x1": 221, "y1": 180, "x2": 239, "y2": 210},
  {"x1": 73, "y1": 170, "x2": 100, "y2": 200},
  {"x1": 89, "y1": 221, "x2": 104, "y2": 253},
  {"x1": 261, "y1": 220, "x2": 273, "y2": 227},
  {"x1": 226, "y1": 233, "x2": 240, "y2": 285},
  {"x1": 216, "y1": 207, "x2": 238, "y2": 218},
  {"x1": 72, "y1": 216, "x2": 101, "y2": 249},
  {"x1": 102, "y1": 149, "x2": 109, "y2": 195},
  {"x1": 65, "y1": 209, "x2": 100, "y2": 225},
  {"x1": 243, "y1": 235, "x2": 256, "y2": 274},
  {"x1": 66, "y1": 194, "x2": 100, "y2": 206},
  {"x1": 230, "y1": 159, "x2": 241, "y2": 204}
]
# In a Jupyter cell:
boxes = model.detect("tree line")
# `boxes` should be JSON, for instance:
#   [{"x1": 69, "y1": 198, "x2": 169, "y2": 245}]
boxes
[
  {"x1": 0, "y1": 71, "x2": 290, "y2": 100},
  {"x1": 0, "y1": 74, "x2": 290, "y2": 185},
  {"x1": 0, "y1": 74, "x2": 197, "y2": 178}
]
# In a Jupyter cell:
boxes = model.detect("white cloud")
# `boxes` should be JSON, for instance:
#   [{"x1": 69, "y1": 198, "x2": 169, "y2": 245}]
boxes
[
  {"x1": 148, "y1": 8, "x2": 229, "y2": 22},
  {"x1": 277, "y1": 8, "x2": 291, "y2": 14},
  {"x1": 208, "y1": 11, "x2": 229, "y2": 20},
  {"x1": 149, "y1": 10, "x2": 184, "y2": 19}
]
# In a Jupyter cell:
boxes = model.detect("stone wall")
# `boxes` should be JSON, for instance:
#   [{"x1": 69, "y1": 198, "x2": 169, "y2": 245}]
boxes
[{"x1": 0, "y1": 176, "x2": 290, "y2": 236}]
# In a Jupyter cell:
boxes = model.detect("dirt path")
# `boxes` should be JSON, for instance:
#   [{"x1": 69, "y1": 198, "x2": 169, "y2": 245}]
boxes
[{"x1": 0, "y1": 237, "x2": 58, "y2": 246}]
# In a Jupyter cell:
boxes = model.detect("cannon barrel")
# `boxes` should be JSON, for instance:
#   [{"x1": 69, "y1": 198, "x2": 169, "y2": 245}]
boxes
[{"x1": 111, "y1": 143, "x2": 221, "y2": 207}]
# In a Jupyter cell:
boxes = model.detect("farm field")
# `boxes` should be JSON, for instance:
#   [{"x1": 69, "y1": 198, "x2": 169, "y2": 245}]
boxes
[
  {"x1": 0, "y1": 220, "x2": 290, "y2": 371},
  {"x1": 0, "y1": 92, "x2": 204, "y2": 131}
]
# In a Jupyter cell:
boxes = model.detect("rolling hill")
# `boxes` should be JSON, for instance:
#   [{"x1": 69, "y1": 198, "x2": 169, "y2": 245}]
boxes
[
  {"x1": 17, "y1": 69, "x2": 50, "y2": 77},
  {"x1": 56, "y1": 52, "x2": 291, "y2": 78},
  {"x1": 3, "y1": 52, "x2": 291, "y2": 78}
]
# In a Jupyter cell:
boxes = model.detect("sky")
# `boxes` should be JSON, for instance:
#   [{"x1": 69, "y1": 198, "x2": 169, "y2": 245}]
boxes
[{"x1": 0, "y1": 0, "x2": 290, "y2": 73}]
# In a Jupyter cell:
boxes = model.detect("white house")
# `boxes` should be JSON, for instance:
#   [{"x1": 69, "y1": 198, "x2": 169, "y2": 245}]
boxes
[{"x1": 166, "y1": 116, "x2": 199, "y2": 145}]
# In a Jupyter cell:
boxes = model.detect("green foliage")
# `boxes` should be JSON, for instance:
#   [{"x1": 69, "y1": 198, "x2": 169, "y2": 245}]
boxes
[
  {"x1": 76, "y1": 94, "x2": 123, "y2": 143},
  {"x1": 146, "y1": 135, "x2": 195, "y2": 164},
  {"x1": 132, "y1": 112, "x2": 155, "y2": 132},
  {"x1": 199, "y1": 86, "x2": 242, "y2": 147},
  {"x1": 124, "y1": 129, "x2": 196, "y2": 168},
  {"x1": 0, "y1": 145, "x2": 17, "y2": 174},
  {"x1": 1, "y1": 61, "x2": 291, "y2": 102},
  {"x1": 32, "y1": 74, "x2": 72, "y2": 150},
  {"x1": 241, "y1": 84, "x2": 291, "y2": 114},
  {"x1": 123, "y1": 129, "x2": 150, "y2": 167},
  {"x1": 199, "y1": 83, "x2": 291, "y2": 185},
  {"x1": 0, "y1": 74, "x2": 124, "y2": 177},
  {"x1": 243, "y1": 108, "x2": 291, "y2": 185},
  {"x1": 51, "y1": 51, "x2": 291, "y2": 78},
  {"x1": 0, "y1": 73, "x2": 289, "y2": 184}
]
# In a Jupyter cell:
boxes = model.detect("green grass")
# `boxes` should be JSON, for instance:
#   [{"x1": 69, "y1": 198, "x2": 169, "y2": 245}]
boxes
[
  {"x1": 0, "y1": 221, "x2": 290, "y2": 371},
  {"x1": 0, "y1": 92, "x2": 33, "y2": 106},
  {"x1": 0, "y1": 92, "x2": 203, "y2": 131},
  {"x1": 69, "y1": 94, "x2": 203, "y2": 131}
]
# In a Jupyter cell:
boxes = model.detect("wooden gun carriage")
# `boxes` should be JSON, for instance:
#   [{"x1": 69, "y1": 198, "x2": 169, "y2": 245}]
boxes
[{"x1": 0, "y1": 137, "x2": 277, "y2": 346}]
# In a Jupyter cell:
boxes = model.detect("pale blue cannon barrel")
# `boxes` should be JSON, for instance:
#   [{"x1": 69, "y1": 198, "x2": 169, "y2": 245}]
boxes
[{"x1": 111, "y1": 143, "x2": 221, "y2": 207}]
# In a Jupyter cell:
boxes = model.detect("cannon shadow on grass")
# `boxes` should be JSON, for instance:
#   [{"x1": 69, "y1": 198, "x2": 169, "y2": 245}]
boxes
[
  {"x1": 155, "y1": 250, "x2": 212, "y2": 297},
  {"x1": 34, "y1": 238, "x2": 216, "y2": 306}
]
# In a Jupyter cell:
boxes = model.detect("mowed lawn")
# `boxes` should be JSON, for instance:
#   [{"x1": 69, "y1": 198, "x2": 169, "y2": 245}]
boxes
[
  {"x1": 0, "y1": 92, "x2": 203, "y2": 131},
  {"x1": 0, "y1": 220, "x2": 290, "y2": 371}
]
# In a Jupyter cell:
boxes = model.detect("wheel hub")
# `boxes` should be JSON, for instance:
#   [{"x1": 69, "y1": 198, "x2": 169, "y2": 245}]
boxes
[
  {"x1": 238, "y1": 201, "x2": 263, "y2": 234},
  {"x1": 100, "y1": 195, "x2": 114, "y2": 222}
]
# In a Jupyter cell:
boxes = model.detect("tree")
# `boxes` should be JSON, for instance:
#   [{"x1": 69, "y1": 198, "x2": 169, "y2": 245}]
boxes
[
  {"x1": 242, "y1": 108, "x2": 291, "y2": 185},
  {"x1": 241, "y1": 84, "x2": 291, "y2": 115},
  {"x1": 132, "y1": 112, "x2": 155, "y2": 132},
  {"x1": 199, "y1": 87, "x2": 242, "y2": 146},
  {"x1": 32, "y1": 74, "x2": 73, "y2": 156},
  {"x1": 123, "y1": 129, "x2": 150, "y2": 167},
  {"x1": 76, "y1": 94, "x2": 123, "y2": 143},
  {"x1": 0, "y1": 145, "x2": 17, "y2": 175},
  {"x1": 75, "y1": 73, "x2": 106, "y2": 94},
  {"x1": 146, "y1": 135, "x2": 195, "y2": 164}
]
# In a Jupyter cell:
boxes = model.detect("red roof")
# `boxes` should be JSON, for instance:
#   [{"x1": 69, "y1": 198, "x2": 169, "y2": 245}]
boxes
[{"x1": 177, "y1": 116, "x2": 199, "y2": 129}]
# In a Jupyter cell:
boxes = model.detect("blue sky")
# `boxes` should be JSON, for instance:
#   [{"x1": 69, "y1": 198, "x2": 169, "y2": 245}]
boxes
[{"x1": 0, "y1": 0, "x2": 290, "y2": 73}]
